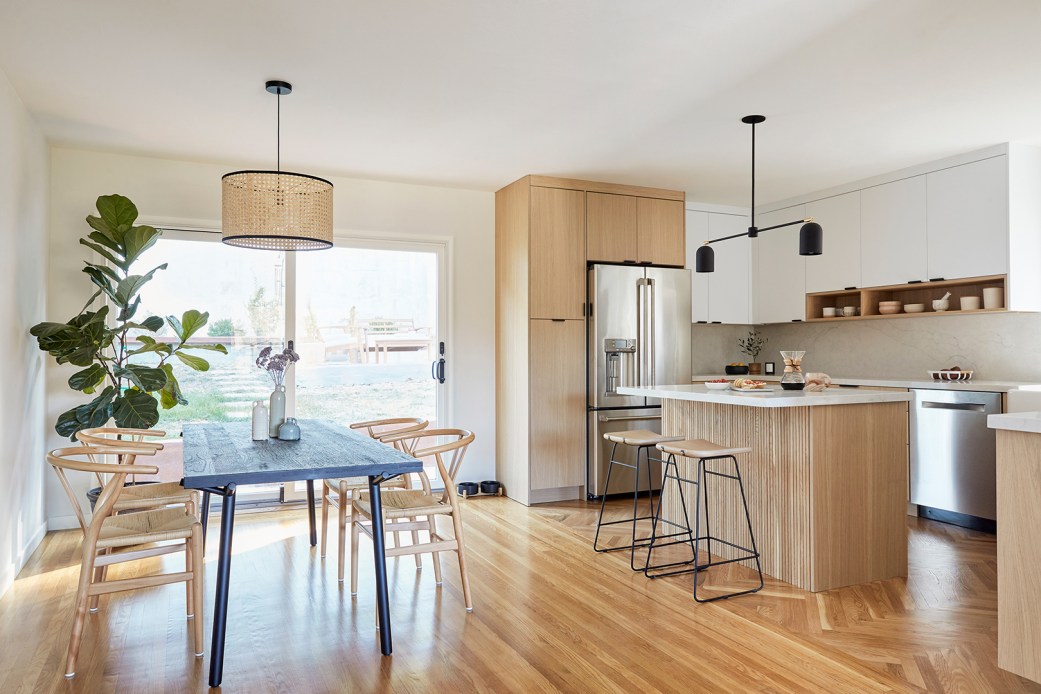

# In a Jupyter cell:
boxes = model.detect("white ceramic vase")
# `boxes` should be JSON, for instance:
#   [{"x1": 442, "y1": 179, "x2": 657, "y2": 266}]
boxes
[{"x1": 268, "y1": 385, "x2": 286, "y2": 437}]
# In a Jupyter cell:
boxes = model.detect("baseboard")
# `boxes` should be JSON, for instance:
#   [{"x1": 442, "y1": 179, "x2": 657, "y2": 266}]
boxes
[
  {"x1": 529, "y1": 486, "x2": 584, "y2": 505},
  {"x1": 47, "y1": 514, "x2": 81, "y2": 531},
  {"x1": 907, "y1": 502, "x2": 917, "y2": 517},
  {"x1": 0, "y1": 520, "x2": 48, "y2": 600}
]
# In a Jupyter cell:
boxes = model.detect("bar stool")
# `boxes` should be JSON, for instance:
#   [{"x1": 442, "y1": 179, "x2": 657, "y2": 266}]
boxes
[
  {"x1": 645, "y1": 438, "x2": 764, "y2": 602},
  {"x1": 593, "y1": 429, "x2": 683, "y2": 570}
]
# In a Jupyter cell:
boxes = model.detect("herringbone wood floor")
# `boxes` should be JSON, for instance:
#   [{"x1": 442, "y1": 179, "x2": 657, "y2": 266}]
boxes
[{"x1": 2, "y1": 497, "x2": 1037, "y2": 693}]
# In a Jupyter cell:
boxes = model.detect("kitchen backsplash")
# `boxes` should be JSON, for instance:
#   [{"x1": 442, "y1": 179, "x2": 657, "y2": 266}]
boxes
[{"x1": 692, "y1": 313, "x2": 1041, "y2": 382}]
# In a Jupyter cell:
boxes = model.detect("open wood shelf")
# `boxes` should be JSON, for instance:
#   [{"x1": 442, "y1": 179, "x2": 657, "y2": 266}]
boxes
[{"x1": 806, "y1": 275, "x2": 1007, "y2": 322}]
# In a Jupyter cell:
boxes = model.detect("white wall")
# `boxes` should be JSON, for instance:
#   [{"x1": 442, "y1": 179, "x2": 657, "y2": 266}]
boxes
[
  {"x1": 47, "y1": 148, "x2": 495, "y2": 526},
  {"x1": 0, "y1": 67, "x2": 49, "y2": 597}
]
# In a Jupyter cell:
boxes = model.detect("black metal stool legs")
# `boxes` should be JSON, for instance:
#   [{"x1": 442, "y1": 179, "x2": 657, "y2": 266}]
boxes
[
  {"x1": 692, "y1": 455, "x2": 764, "y2": 603},
  {"x1": 644, "y1": 452, "x2": 699, "y2": 578},
  {"x1": 593, "y1": 442, "x2": 660, "y2": 571}
]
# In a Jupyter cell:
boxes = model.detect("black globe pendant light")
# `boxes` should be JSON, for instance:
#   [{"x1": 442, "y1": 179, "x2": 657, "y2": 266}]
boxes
[{"x1": 695, "y1": 115, "x2": 823, "y2": 272}]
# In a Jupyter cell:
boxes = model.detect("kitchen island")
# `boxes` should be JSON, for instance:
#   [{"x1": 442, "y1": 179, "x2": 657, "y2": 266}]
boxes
[
  {"x1": 986, "y1": 412, "x2": 1041, "y2": 685},
  {"x1": 618, "y1": 384, "x2": 913, "y2": 592}
]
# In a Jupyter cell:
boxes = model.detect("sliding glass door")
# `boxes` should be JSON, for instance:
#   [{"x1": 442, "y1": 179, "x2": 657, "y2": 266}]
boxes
[{"x1": 135, "y1": 229, "x2": 446, "y2": 502}]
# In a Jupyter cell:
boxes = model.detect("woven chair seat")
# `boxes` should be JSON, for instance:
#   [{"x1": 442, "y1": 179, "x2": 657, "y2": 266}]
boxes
[
  {"x1": 354, "y1": 489, "x2": 450, "y2": 519},
  {"x1": 324, "y1": 475, "x2": 408, "y2": 492},
  {"x1": 114, "y1": 482, "x2": 199, "y2": 513},
  {"x1": 97, "y1": 508, "x2": 197, "y2": 549}
]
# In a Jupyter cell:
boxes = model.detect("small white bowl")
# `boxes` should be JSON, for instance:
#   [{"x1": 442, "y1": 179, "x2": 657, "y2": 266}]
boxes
[
  {"x1": 704, "y1": 382, "x2": 730, "y2": 390},
  {"x1": 904, "y1": 303, "x2": 925, "y2": 313}
]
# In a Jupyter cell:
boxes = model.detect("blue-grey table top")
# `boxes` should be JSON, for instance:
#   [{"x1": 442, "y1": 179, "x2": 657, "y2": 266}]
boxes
[{"x1": 181, "y1": 419, "x2": 422, "y2": 489}]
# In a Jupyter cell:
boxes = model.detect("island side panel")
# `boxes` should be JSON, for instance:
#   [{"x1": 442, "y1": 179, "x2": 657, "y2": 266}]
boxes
[
  {"x1": 996, "y1": 429, "x2": 1041, "y2": 685},
  {"x1": 661, "y1": 399, "x2": 813, "y2": 589},
  {"x1": 808, "y1": 402, "x2": 909, "y2": 592}
]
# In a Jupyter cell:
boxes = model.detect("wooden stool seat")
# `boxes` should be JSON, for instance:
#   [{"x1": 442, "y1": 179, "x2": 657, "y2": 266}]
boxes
[
  {"x1": 604, "y1": 429, "x2": 685, "y2": 447},
  {"x1": 656, "y1": 439, "x2": 752, "y2": 459}
]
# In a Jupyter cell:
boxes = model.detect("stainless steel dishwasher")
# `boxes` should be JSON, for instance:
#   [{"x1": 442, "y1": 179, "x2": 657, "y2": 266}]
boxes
[{"x1": 910, "y1": 388, "x2": 1001, "y2": 529}]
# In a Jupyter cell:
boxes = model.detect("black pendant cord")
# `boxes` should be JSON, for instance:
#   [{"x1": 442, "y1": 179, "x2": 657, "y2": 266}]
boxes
[
  {"x1": 750, "y1": 120, "x2": 755, "y2": 231},
  {"x1": 276, "y1": 90, "x2": 280, "y2": 174}
]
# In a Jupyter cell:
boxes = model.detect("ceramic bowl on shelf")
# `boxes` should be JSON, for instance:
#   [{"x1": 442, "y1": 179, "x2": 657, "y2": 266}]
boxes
[
  {"x1": 878, "y1": 301, "x2": 902, "y2": 315},
  {"x1": 724, "y1": 364, "x2": 749, "y2": 375},
  {"x1": 904, "y1": 303, "x2": 925, "y2": 313},
  {"x1": 928, "y1": 369, "x2": 974, "y2": 381}
]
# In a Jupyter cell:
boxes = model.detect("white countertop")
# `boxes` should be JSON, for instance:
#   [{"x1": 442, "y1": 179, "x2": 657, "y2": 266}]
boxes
[
  {"x1": 618, "y1": 384, "x2": 913, "y2": 408},
  {"x1": 693, "y1": 374, "x2": 1041, "y2": 393},
  {"x1": 988, "y1": 412, "x2": 1041, "y2": 434}
]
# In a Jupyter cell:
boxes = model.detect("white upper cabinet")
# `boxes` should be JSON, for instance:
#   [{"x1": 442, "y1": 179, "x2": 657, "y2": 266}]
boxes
[
  {"x1": 805, "y1": 191, "x2": 861, "y2": 292},
  {"x1": 860, "y1": 177, "x2": 928, "y2": 287},
  {"x1": 927, "y1": 156, "x2": 1008, "y2": 280},
  {"x1": 686, "y1": 210, "x2": 710, "y2": 322},
  {"x1": 754, "y1": 205, "x2": 806, "y2": 323},
  {"x1": 686, "y1": 210, "x2": 752, "y2": 324},
  {"x1": 708, "y1": 213, "x2": 752, "y2": 324}
]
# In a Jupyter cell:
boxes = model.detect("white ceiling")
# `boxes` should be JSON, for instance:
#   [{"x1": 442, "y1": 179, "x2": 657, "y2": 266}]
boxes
[{"x1": 3, "y1": 0, "x2": 1041, "y2": 205}]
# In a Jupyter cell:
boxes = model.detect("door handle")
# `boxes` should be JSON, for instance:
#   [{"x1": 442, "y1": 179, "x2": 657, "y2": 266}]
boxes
[
  {"x1": 598, "y1": 414, "x2": 662, "y2": 423},
  {"x1": 431, "y1": 342, "x2": 445, "y2": 384},
  {"x1": 921, "y1": 401, "x2": 986, "y2": 412}
]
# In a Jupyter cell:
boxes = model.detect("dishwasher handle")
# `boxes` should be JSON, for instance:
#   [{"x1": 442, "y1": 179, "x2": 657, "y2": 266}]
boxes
[{"x1": 920, "y1": 401, "x2": 988, "y2": 413}]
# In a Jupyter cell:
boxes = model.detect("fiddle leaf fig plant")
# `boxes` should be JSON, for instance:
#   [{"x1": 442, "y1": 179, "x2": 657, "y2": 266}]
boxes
[{"x1": 31, "y1": 194, "x2": 227, "y2": 440}]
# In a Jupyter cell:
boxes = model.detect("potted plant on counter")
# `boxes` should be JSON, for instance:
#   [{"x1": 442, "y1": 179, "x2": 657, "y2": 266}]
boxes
[{"x1": 738, "y1": 329, "x2": 768, "y2": 375}]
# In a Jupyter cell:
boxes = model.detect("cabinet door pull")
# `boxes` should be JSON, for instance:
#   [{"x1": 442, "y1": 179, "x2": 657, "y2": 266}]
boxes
[
  {"x1": 844, "y1": 286, "x2": 858, "y2": 290},
  {"x1": 695, "y1": 321, "x2": 708, "y2": 324},
  {"x1": 551, "y1": 318, "x2": 565, "y2": 322},
  {"x1": 623, "y1": 259, "x2": 637, "y2": 264},
  {"x1": 711, "y1": 321, "x2": 722, "y2": 324},
  {"x1": 928, "y1": 277, "x2": 946, "y2": 282},
  {"x1": 907, "y1": 279, "x2": 923, "y2": 284},
  {"x1": 791, "y1": 319, "x2": 803, "y2": 322}
]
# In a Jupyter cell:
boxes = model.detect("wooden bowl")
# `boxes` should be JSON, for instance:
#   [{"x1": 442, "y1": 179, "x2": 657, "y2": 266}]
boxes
[{"x1": 878, "y1": 304, "x2": 902, "y2": 315}]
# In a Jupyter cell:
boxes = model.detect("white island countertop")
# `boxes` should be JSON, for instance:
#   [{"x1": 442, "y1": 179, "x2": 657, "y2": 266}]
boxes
[
  {"x1": 693, "y1": 374, "x2": 1041, "y2": 393},
  {"x1": 618, "y1": 384, "x2": 913, "y2": 408},
  {"x1": 988, "y1": 412, "x2": 1041, "y2": 434}
]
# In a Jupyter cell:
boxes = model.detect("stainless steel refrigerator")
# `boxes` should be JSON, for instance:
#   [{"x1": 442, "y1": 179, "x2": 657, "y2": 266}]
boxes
[{"x1": 587, "y1": 264, "x2": 692, "y2": 499}]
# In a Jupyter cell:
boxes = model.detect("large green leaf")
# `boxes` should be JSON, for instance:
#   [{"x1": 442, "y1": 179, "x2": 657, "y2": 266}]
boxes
[
  {"x1": 159, "y1": 363, "x2": 187, "y2": 409},
  {"x1": 56, "y1": 386, "x2": 117, "y2": 440},
  {"x1": 68, "y1": 364, "x2": 107, "y2": 392},
  {"x1": 120, "y1": 296, "x2": 141, "y2": 322},
  {"x1": 175, "y1": 352, "x2": 210, "y2": 371},
  {"x1": 115, "y1": 364, "x2": 168, "y2": 392},
  {"x1": 122, "y1": 225, "x2": 161, "y2": 268},
  {"x1": 112, "y1": 390, "x2": 159, "y2": 430},
  {"x1": 128, "y1": 335, "x2": 173, "y2": 356},
  {"x1": 139, "y1": 315, "x2": 165, "y2": 332},
  {"x1": 95, "y1": 194, "x2": 139, "y2": 234},
  {"x1": 82, "y1": 265, "x2": 115, "y2": 299},
  {"x1": 113, "y1": 264, "x2": 167, "y2": 307},
  {"x1": 79, "y1": 238, "x2": 121, "y2": 267},
  {"x1": 86, "y1": 229, "x2": 122, "y2": 253},
  {"x1": 170, "y1": 309, "x2": 209, "y2": 343},
  {"x1": 30, "y1": 321, "x2": 73, "y2": 338}
]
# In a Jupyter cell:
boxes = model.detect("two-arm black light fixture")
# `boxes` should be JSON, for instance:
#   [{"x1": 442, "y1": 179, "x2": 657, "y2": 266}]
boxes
[{"x1": 695, "y1": 115, "x2": 823, "y2": 273}]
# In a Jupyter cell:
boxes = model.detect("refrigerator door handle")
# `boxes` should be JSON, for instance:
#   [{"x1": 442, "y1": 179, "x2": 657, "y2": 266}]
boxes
[
  {"x1": 648, "y1": 278, "x2": 656, "y2": 386},
  {"x1": 636, "y1": 278, "x2": 651, "y2": 387}
]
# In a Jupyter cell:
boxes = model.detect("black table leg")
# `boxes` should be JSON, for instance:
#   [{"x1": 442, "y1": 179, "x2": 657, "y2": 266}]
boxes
[
  {"x1": 200, "y1": 490, "x2": 211, "y2": 554},
  {"x1": 306, "y1": 479, "x2": 317, "y2": 547},
  {"x1": 368, "y1": 475, "x2": 393, "y2": 655},
  {"x1": 209, "y1": 483, "x2": 237, "y2": 688}
]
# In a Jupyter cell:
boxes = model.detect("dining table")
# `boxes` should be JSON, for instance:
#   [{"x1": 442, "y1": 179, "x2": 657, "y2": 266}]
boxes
[{"x1": 181, "y1": 419, "x2": 423, "y2": 688}]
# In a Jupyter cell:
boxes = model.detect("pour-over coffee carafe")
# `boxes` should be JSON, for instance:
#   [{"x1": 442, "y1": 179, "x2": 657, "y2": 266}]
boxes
[{"x1": 780, "y1": 351, "x2": 807, "y2": 391}]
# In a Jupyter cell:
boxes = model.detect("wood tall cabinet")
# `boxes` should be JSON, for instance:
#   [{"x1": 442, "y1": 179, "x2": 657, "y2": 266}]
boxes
[{"x1": 496, "y1": 175, "x2": 685, "y2": 505}]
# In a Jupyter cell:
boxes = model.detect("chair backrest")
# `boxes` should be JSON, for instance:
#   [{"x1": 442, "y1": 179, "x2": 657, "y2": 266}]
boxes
[
  {"x1": 382, "y1": 429, "x2": 475, "y2": 506},
  {"x1": 76, "y1": 427, "x2": 166, "y2": 486},
  {"x1": 46, "y1": 446, "x2": 159, "y2": 533},
  {"x1": 350, "y1": 418, "x2": 429, "y2": 454}
]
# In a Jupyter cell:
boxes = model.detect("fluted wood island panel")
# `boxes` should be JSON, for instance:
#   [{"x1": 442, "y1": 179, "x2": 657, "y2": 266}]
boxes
[{"x1": 627, "y1": 388, "x2": 910, "y2": 592}]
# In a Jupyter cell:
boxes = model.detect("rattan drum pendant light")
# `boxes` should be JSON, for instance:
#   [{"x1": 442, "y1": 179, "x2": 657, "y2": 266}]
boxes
[{"x1": 222, "y1": 81, "x2": 333, "y2": 251}]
